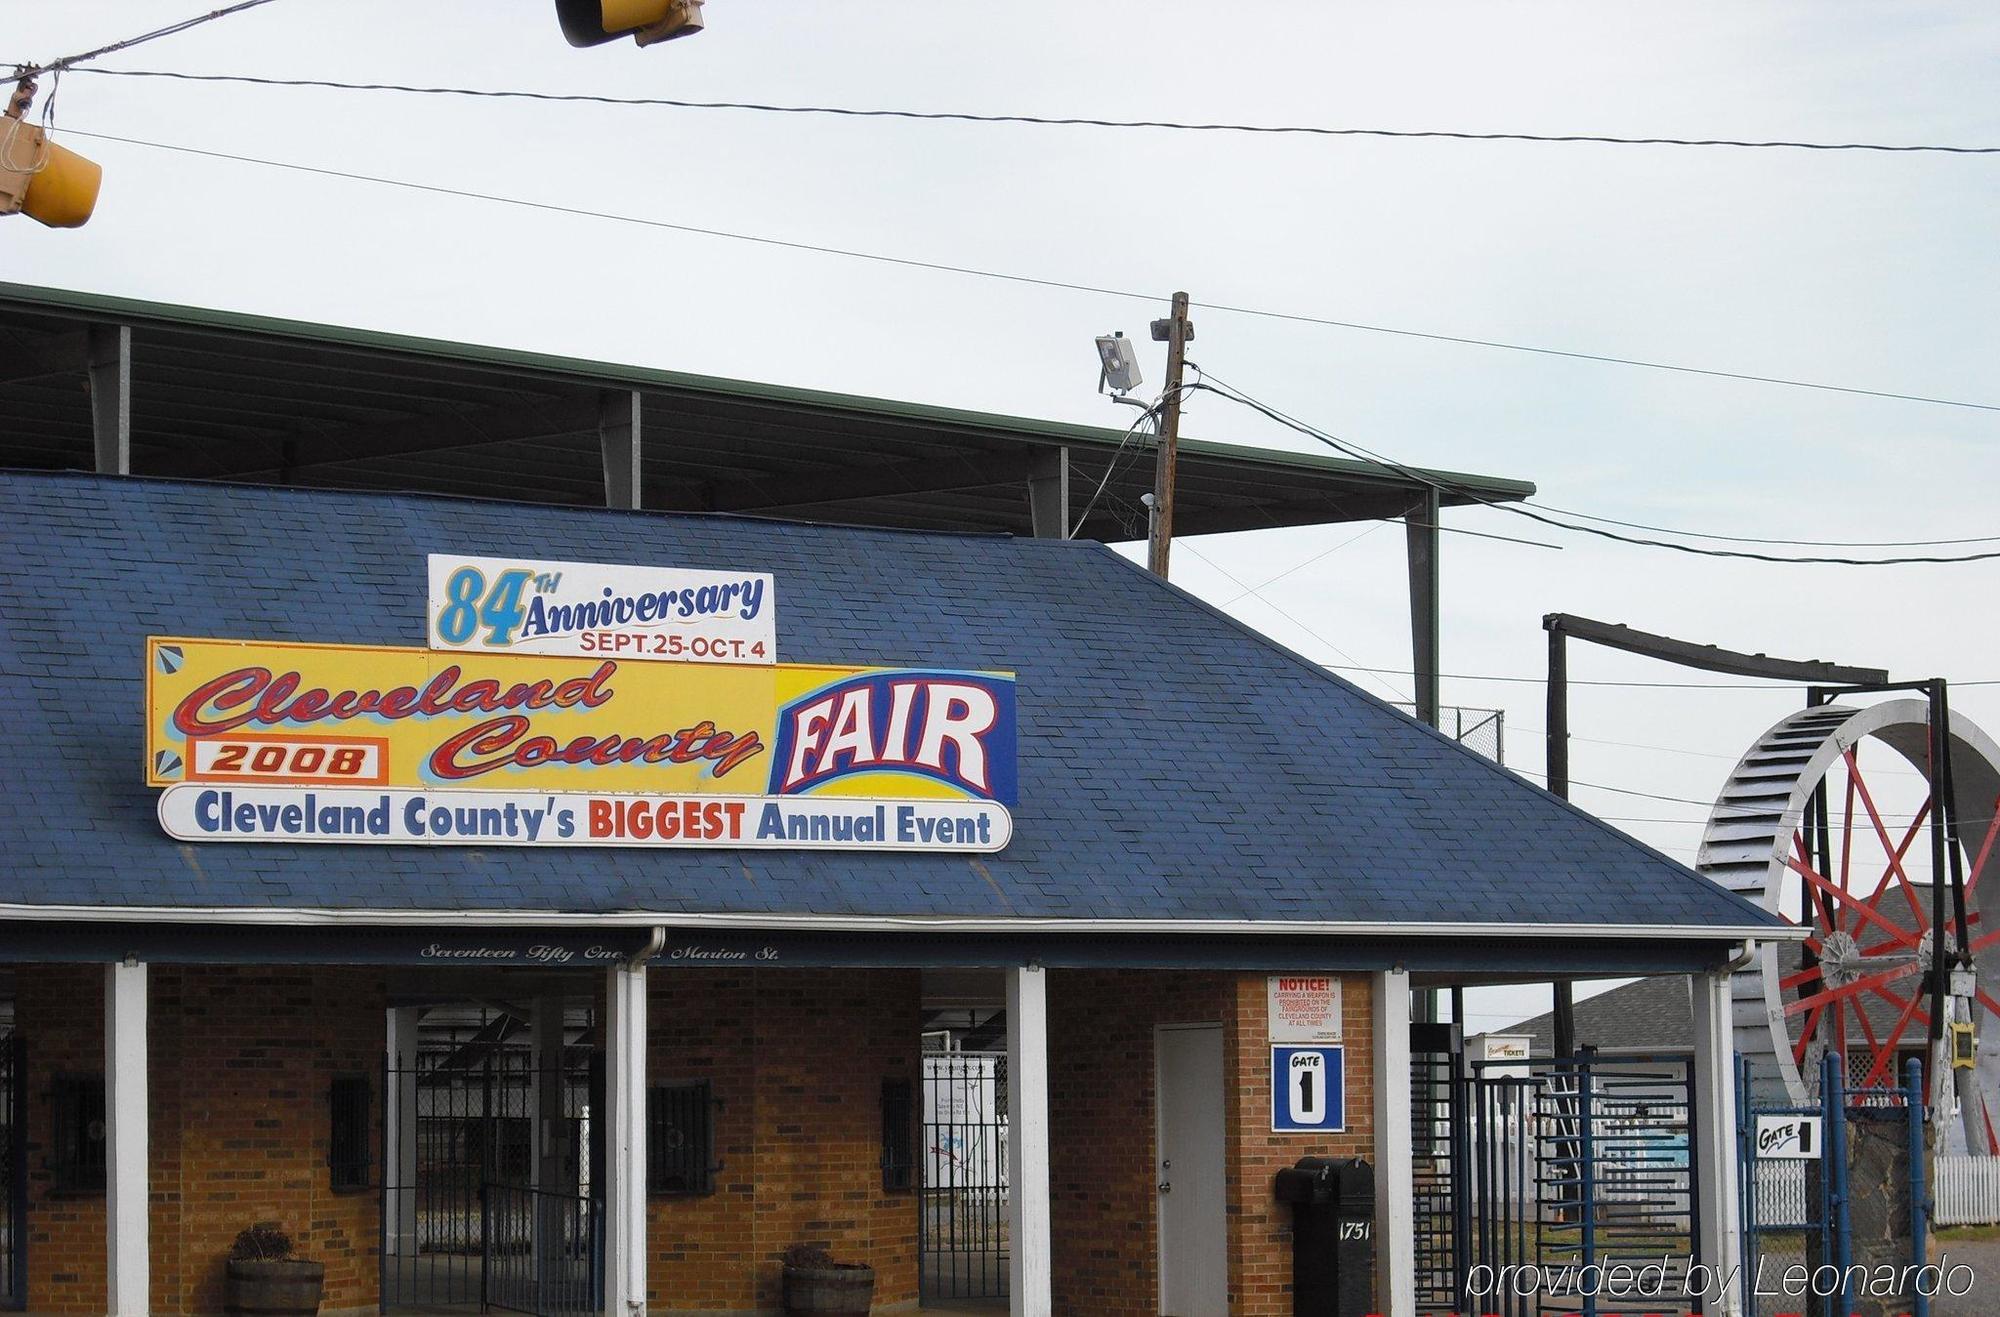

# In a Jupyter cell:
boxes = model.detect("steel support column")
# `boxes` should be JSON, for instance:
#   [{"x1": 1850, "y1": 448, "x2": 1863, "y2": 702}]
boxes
[
  {"x1": 105, "y1": 960, "x2": 148, "y2": 1316},
  {"x1": 88, "y1": 323, "x2": 131, "y2": 475},
  {"x1": 1027, "y1": 447, "x2": 1070, "y2": 539},
  {"x1": 1691, "y1": 968, "x2": 1744, "y2": 1317},
  {"x1": 1373, "y1": 967, "x2": 1416, "y2": 1317},
  {"x1": 1006, "y1": 965, "x2": 1052, "y2": 1317},
  {"x1": 1404, "y1": 490, "x2": 1440, "y2": 728},
  {"x1": 600, "y1": 389, "x2": 643, "y2": 510},
  {"x1": 604, "y1": 962, "x2": 648, "y2": 1316}
]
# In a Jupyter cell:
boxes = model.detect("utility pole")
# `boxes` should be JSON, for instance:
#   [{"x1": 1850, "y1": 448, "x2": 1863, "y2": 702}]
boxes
[{"x1": 1147, "y1": 291, "x2": 1192, "y2": 578}]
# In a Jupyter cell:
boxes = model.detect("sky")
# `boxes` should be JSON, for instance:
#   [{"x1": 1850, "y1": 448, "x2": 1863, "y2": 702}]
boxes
[{"x1": 6, "y1": 2, "x2": 1999, "y2": 1032}]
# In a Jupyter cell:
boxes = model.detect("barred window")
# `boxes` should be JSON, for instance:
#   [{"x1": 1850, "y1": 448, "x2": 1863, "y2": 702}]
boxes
[
  {"x1": 880, "y1": 1078, "x2": 914, "y2": 1192},
  {"x1": 328, "y1": 1075, "x2": 371, "y2": 1191},
  {"x1": 51, "y1": 1075, "x2": 105, "y2": 1193},
  {"x1": 647, "y1": 1080, "x2": 716, "y2": 1196}
]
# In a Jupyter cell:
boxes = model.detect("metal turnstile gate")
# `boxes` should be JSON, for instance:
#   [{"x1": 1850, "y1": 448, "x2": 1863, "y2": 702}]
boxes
[{"x1": 382, "y1": 1045, "x2": 601, "y2": 1315}]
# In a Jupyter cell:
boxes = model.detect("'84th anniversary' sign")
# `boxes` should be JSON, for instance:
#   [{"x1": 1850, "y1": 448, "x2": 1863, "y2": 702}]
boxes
[{"x1": 427, "y1": 554, "x2": 777, "y2": 665}]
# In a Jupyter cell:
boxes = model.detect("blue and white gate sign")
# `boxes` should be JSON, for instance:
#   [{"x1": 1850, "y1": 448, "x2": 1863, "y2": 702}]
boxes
[{"x1": 1271, "y1": 1045, "x2": 1345, "y2": 1132}]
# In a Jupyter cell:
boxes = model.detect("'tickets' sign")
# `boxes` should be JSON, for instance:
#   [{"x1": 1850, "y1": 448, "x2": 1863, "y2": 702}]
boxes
[
  {"x1": 145, "y1": 638, "x2": 1016, "y2": 850},
  {"x1": 426, "y1": 555, "x2": 777, "y2": 665},
  {"x1": 1267, "y1": 975, "x2": 1343, "y2": 1044}
]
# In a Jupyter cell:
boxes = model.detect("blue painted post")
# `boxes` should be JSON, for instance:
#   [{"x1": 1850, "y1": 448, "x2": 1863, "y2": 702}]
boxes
[
  {"x1": 1577, "y1": 1058, "x2": 1596, "y2": 1317},
  {"x1": 1826, "y1": 1051, "x2": 1853, "y2": 1317},
  {"x1": 1736, "y1": 1054, "x2": 1756, "y2": 1295},
  {"x1": 1906, "y1": 1057, "x2": 1929, "y2": 1317}
]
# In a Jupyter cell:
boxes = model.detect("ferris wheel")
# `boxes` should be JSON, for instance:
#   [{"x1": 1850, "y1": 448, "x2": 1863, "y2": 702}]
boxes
[{"x1": 1696, "y1": 699, "x2": 2000, "y2": 1152}]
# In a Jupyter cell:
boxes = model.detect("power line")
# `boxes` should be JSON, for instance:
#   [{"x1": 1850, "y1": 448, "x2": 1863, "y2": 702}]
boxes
[
  {"x1": 62, "y1": 68, "x2": 2000, "y2": 156},
  {"x1": 1316, "y1": 660, "x2": 2000, "y2": 689},
  {"x1": 52, "y1": 127, "x2": 2000, "y2": 417},
  {"x1": 1189, "y1": 374, "x2": 2000, "y2": 564},
  {"x1": 1521, "y1": 500, "x2": 2000, "y2": 549},
  {"x1": 12, "y1": 3, "x2": 285, "y2": 81},
  {"x1": 1173, "y1": 539, "x2": 1415, "y2": 703}
]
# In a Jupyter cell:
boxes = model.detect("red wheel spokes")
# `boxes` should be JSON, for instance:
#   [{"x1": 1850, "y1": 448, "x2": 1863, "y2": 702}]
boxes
[
  {"x1": 1785, "y1": 850, "x2": 1914, "y2": 946},
  {"x1": 1842, "y1": 749, "x2": 1930, "y2": 930}
]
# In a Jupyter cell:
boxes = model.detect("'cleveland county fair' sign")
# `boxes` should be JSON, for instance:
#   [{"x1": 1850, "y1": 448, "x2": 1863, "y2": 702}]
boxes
[{"x1": 145, "y1": 637, "x2": 1014, "y2": 852}]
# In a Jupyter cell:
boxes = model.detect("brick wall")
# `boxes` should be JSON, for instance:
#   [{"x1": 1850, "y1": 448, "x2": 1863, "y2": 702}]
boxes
[
  {"x1": 15, "y1": 965, "x2": 384, "y2": 1316},
  {"x1": 647, "y1": 967, "x2": 922, "y2": 1315},
  {"x1": 1047, "y1": 969, "x2": 1376, "y2": 1317}
]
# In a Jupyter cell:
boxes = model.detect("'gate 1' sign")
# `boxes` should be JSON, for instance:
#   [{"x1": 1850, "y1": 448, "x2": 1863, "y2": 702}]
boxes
[
  {"x1": 1271, "y1": 1046, "x2": 1345, "y2": 1133},
  {"x1": 1267, "y1": 975, "x2": 1342, "y2": 1044},
  {"x1": 1754, "y1": 1114, "x2": 1823, "y2": 1160}
]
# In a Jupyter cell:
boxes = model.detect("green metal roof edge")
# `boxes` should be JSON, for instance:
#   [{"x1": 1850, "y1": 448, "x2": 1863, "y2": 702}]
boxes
[{"x1": 0, "y1": 281, "x2": 1536, "y2": 502}]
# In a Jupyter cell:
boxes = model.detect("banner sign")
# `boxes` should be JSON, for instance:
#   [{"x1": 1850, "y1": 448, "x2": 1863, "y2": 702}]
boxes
[
  {"x1": 156, "y1": 786, "x2": 1010, "y2": 852},
  {"x1": 146, "y1": 638, "x2": 1017, "y2": 811},
  {"x1": 426, "y1": 555, "x2": 776, "y2": 665}
]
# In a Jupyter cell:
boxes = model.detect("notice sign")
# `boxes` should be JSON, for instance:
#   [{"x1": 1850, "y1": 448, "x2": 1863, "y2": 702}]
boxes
[
  {"x1": 1754, "y1": 1115, "x2": 1823, "y2": 1160},
  {"x1": 427, "y1": 555, "x2": 776, "y2": 665},
  {"x1": 1267, "y1": 975, "x2": 1342, "y2": 1044},
  {"x1": 1271, "y1": 1046, "x2": 1345, "y2": 1133}
]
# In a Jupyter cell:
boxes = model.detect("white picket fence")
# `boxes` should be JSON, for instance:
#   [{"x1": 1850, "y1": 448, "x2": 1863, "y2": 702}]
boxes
[{"x1": 1934, "y1": 1155, "x2": 2000, "y2": 1226}]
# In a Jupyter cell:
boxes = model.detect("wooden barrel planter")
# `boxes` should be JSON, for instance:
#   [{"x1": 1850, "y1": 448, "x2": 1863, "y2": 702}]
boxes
[
  {"x1": 781, "y1": 1261, "x2": 876, "y2": 1315},
  {"x1": 223, "y1": 1258, "x2": 325, "y2": 1316}
]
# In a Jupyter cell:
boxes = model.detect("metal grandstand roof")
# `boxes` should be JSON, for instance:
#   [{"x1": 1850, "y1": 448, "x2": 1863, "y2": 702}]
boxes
[{"x1": 0, "y1": 282, "x2": 1533, "y2": 538}]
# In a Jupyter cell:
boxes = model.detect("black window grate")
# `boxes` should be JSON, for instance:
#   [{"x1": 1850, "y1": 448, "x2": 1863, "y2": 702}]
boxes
[
  {"x1": 880, "y1": 1078, "x2": 915, "y2": 1192},
  {"x1": 50, "y1": 1075, "x2": 104, "y2": 1193},
  {"x1": 647, "y1": 1080, "x2": 716, "y2": 1196},
  {"x1": 328, "y1": 1075, "x2": 371, "y2": 1192}
]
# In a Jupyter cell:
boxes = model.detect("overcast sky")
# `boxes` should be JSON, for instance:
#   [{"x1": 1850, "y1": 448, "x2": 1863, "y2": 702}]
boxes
[{"x1": 7, "y1": 2, "x2": 1998, "y2": 1029}]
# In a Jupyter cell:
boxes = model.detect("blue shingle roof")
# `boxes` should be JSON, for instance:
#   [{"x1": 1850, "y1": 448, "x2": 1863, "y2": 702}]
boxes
[{"x1": 0, "y1": 471, "x2": 1781, "y2": 932}]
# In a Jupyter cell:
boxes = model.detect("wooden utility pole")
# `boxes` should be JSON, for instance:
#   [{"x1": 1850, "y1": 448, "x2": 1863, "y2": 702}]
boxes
[{"x1": 1147, "y1": 291, "x2": 1192, "y2": 578}]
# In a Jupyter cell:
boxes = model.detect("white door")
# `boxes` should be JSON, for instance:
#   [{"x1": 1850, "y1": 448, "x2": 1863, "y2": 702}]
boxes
[{"x1": 1155, "y1": 1024, "x2": 1228, "y2": 1316}]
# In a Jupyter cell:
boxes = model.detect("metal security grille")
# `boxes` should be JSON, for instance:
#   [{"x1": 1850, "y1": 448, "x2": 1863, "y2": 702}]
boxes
[
  {"x1": 920, "y1": 1051, "x2": 1009, "y2": 1301},
  {"x1": 1465, "y1": 1053, "x2": 1698, "y2": 1317},
  {"x1": 647, "y1": 1080, "x2": 715, "y2": 1196},
  {"x1": 382, "y1": 1045, "x2": 600, "y2": 1315},
  {"x1": 0, "y1": 1033, "x2": 22, "y2": 1311},
  {"x1": 1410, "y1": 1024, "x2": 1470, "y2": 1315}
]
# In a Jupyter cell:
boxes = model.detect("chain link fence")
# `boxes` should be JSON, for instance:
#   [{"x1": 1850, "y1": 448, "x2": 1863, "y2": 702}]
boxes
[{"x1": 1395, "y1": 705, "x2": 1505, "y2": 764}]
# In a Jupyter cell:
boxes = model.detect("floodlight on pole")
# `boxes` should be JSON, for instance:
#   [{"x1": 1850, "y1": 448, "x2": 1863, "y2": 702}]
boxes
[
  {"x1": 557, "y1": 0, "x2": 705, "y2": 48},
  {"x1": 1095, "y1": 332, "x2": 1145, "y2": 407}
]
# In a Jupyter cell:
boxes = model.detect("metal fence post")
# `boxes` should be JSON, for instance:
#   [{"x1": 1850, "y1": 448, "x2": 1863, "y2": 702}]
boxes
[
  {"x1": 1735, "y1": 1053, "x2": 1756, "y2": 1297},
  {"x1": 1825, "y1": 1051, "x2": 1852, "y2": 1317},
  {"x1": 1906, "y1": 1057, "x2": 1929, "y2": 1317},
  {"x1": 1576, "y1": 1057, "x2": 1597, "y2": 1317}
]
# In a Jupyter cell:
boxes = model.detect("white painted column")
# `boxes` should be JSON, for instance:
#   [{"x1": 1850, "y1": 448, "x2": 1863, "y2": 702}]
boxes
[
  {"x1": 1006, "y1": 965, "x2": 1052, "y2": 1317},
  {"x1": 1371, "y1": 969, "x2": 1415, "y2": 1317},
  {"x1": 1691, "y1": 969, "x2": 1744, "y2": 1316},
  {"x1": 385, "y1": 1007, "x2": 422, "y2": 1256},
  {"x1": 604, "y1": 962, "x2": 649, "y2": 1316},
  {"x1": 105, "y1": 960, "x2": 149, "y2": 1317}
]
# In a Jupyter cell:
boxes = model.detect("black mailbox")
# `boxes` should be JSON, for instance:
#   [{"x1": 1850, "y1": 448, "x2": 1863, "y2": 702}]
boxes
[{"x1": 1277, "y1": 1156, "x2": 1375, "y2": 1317}]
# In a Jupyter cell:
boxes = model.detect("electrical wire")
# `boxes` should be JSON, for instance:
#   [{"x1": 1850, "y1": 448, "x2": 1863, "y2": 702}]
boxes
[
  {"x1": 1070, "y1": 399, "x2": 1165, "y2": 538},
  {"x1": 1188, "y1": 373, "x2": 2000, "y2": 565},
  {"x1": 49, "y1": 127, "x2": 2000, "y2": 418},
  {"x1": 1173, "y1": 539, "x2": 1415, "y2": 703},
  {"x1": 1312, "y1": 661, "x2": 2000, "y2": 689},
  {"x1": 1521, "y1": 500, "x2": 2000, "y2": 549},
  {"x1": 12, "y1": 3, "x2": 285, "y2": 81},
  {"x1": 60, "y1": 68, "x2": 2000, "y2": 156}
]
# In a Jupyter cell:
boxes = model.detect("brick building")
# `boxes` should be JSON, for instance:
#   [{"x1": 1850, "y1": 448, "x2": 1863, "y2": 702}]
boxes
[{"x1": 0, "y1": 468, "x2": 1793, "y2": 1317}]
